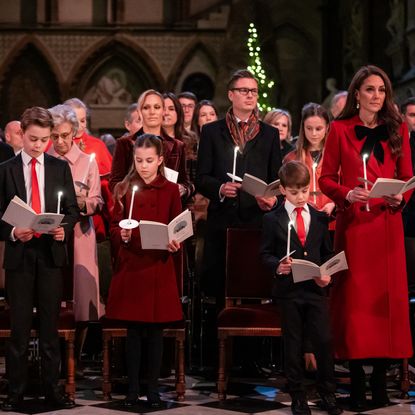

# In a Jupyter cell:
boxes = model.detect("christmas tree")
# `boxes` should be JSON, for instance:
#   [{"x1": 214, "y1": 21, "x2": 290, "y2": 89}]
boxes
[{"x1": 246, "y1": 23, "x2": 275, "y2": 113}]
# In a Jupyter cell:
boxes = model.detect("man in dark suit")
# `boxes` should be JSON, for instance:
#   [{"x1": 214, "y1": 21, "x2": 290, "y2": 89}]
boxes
[
  {"x1": 0, "y1": 107, "x2": 79, "y2": 411},
  {"x1": 0, "y1": 141, "x2": 15, "y2": 163},
  {"x1": 261, "y1": 161, "x2": 341, "y2": 415},
  {"x1": 196, "y1": 69, "x2": 281, "y2": 305}
]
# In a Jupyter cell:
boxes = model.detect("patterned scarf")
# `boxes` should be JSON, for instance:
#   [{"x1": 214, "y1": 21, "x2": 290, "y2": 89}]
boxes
[{"x1": 226, "y1": 107, "x2": 260, "y2": 150}]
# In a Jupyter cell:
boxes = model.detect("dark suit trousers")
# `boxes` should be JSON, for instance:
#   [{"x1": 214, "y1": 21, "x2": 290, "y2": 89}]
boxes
[
  {"x1": 280, "y1": 292, "x2": 336, "y2": 399},
  {"x1": 6, "y1": 237, "x2": 63, "y2": 395}
]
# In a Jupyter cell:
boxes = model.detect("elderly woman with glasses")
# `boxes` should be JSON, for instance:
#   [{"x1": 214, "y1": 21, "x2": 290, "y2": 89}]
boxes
[{"x1": 47, "y1": 104, "x2": 104, "y2": 363}]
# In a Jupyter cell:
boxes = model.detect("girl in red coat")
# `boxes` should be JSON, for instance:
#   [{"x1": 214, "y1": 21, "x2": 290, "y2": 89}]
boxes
[
  {"x1": 319, "y1": 65, "x2": 413, "y2": 411},
  {"x1": 106, "y1": 134, "x2": 183, "y2": 408}
]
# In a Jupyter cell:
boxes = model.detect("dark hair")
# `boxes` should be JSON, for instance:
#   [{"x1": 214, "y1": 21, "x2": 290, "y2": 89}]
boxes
[
  {"x1": 113, "y1": 134, "x2": 164, "y2": 205},
  {"x1": 191, "y1": 100, "x2": 219, "y2": 136},
  {"x1": 163, "y1": 92, "x2": 186, "y2": 139},
  {"x1": 279, "y1": 160, "x2": 310, "y2": 188},
  {"x1": 401, "y1": 97, "x2": 415, "y2": 115},
  {"x1": 21, "y1": 107, "x2": 53, "y2": 132},
  {"x1": 296, "y1": 103, "x2": 330, "y2": 159},
  {"x1": 227, "y1": 69, "x2": 258, "y2": 91},
  {"x1": 339, "y1": 65, "x2": 402, "y2": 155},
  {"x1": 125, "y1": 103, "x2": 138, "y2": 123},
  {"x1": 177, "y1": 91, "x2": 197, "y2": 104}
]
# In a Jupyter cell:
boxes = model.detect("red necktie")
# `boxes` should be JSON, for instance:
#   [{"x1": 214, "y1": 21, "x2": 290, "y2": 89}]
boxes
[
  {"x1": 31, "y1": 158, "x2": 41, "y2": 214},
  {"x1": 31, "y1": 158, "x2": 41, "y2": 238},
  {"x1": 295, "y1": 207, "x2": 306, "y2": 246}
]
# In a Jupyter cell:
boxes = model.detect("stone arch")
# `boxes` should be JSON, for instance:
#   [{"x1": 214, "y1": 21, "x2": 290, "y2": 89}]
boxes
[
  {"x1": 168, "y1": 40, "x2": 218, "y2": 96},
  {"x1": 0, "y1": 41, "x2": 61, "y2": 125},
  {"x1": 66, "y1": 36, "x2": 165, "y2": 101},
  {"x1": 0, "y1": 34, "x2": 64, "y2": 90}
]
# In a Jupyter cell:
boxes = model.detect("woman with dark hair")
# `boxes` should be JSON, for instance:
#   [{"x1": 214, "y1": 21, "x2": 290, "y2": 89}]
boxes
[
  {"x1": 319, "y1": 65, "x2": 412, "y2": 411},
  {"x1": 191, "y1": 100, "x2": 218, "y2": 139},
  {"x1": 109, "y1": 90, "x2": 191, "y2": 199}
]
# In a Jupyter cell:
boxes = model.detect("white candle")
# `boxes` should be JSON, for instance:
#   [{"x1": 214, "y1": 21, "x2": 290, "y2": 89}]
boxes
[
  {"x1": 286, "y1": 220, "x2": 293, "y2": 258},
  {"x1": 57, "y1": 191, "x2": 63, "y2": 214},
  {"x1": 81, "y1": 153, "x2": 96, "y2": 184},
  {"x1": 362, "y1": 153, "x2": 370, "y2": 211},
  {"x1": 312, "y1": 162, "x2": 318, "y2": 204},
  {"x1": 232, "y1": 146, "x2": 239, "y2": 182},
  {"x1": 128, "y1": 185, "x2": 138, "y2": 221}
]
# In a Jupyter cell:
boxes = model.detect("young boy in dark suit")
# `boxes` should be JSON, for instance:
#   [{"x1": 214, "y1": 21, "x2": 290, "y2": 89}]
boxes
[
  {"x1": 0, "y1": 107, "x2": 79, "y2": 411},
  {"x1": 261, "y1": 161, "x2": 341, "y2": 415}
]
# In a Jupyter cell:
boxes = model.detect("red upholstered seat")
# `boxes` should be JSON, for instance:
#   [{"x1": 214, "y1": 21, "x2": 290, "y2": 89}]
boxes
[
  {"x1": 217, "y1": 228, "x2": 282, "y2": 400},
  {"x1": 218, "y1": 304, "x2": 281, "y2": 328}
]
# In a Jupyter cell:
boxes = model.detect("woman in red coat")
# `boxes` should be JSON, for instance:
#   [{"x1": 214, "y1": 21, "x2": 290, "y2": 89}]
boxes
[
  {"x1": 319, "y1": 65, "x2": 413, "y2": 411},
  {"x1": 106, "y1": 134, "x2": 183, "y2": 408}
]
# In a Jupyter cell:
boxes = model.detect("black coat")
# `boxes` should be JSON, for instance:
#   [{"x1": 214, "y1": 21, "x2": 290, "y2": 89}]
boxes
[
  {"x1": 261, "y1": 203, "x2": 333, "y2": 298},
  {"x1": 196, "y1": 118, "x2": 281, "y2": 228},
  {"x1": 0, "y1": 141, "x2": 15, "y2": 163},
  {"x1": 0, "y1": 153, "x2": 80, "y2": 269}
]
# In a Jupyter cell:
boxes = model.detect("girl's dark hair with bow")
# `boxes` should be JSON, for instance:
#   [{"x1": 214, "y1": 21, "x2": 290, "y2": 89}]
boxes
[{"x1": 339, "y1": 65, "x2": 403, "y2": 156}]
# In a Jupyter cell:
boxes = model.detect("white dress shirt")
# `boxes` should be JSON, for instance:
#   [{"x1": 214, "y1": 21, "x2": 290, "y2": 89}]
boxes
[{"x1": 284, "y1": 200, "x2": 311, "y2": 237}]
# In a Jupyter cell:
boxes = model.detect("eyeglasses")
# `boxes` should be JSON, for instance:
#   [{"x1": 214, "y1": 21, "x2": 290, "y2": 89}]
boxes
[
  {"x1": 50, "y1": 131, "x2": 73, "y2": 140},
  {"x1": 231, "y1": 88, "x2": 259, "y2": 97},
  {"x1": 181, "y1": 104, "x2": 195, "y2": 110}
]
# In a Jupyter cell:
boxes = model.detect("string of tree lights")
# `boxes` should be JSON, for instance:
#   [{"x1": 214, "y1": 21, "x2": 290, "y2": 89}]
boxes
[{"x1": 246, "y1": 22, "x2": 275, "y2": 113}]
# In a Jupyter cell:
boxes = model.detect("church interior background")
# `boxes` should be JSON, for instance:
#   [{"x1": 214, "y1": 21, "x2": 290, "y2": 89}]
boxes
[{"x1": 0, "y1": 0, "x2": 414, "y2": 137}]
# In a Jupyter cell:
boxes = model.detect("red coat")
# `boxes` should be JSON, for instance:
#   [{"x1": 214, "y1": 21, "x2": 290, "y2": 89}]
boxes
[
  {"x1": 105, "y1": 175, "x2": 183, "y2": 323},
  {"x1": 74, "y1": 132, "x2": 113, "y2": 175},
  {"x1": 319, "y1": 115, "x2": 413, "y2": 359}
]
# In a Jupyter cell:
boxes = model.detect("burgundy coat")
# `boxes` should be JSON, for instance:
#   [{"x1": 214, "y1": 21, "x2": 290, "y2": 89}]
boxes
[
  {"x1": 109, "y1": 129, "x2": 191, "y2": 196},
  {"x1": 319, "y1": 115, "x2": 413, "y2": 359},
  {"x1": 105, "y1": 175, "x2": 183, "y2": 323}
]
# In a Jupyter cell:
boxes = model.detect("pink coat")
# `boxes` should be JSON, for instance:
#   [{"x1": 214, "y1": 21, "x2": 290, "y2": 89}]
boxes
[
  {"x1": 48, "y1": 144, "x2": 105, "y2": 321},
  {"x1": 319, "y1": 115, "x2": 413, "y2": 359}
]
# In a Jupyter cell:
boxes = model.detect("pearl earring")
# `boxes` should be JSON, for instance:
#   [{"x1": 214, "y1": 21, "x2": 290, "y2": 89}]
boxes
[{"x1": 356, "y1": 102, "x2": 360, "y2": 109}]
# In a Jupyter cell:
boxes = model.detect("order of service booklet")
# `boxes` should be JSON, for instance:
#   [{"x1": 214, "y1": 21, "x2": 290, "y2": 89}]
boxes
[
  {"x1": 291, "y1": 251, "x2": 348, "y2": 283},
  {"x1": 368, "y1": 176, "x2": 415, "y2": 198},
  {"x1": 139, "y1": 209, "x2": 193, "y2": 250},
  {"x1": 1, "y1": 196, "x2": 64, "y2": 233},
  {"x1": 241, "y1": 173, "x2": 281, "y2": 197},
  {"x1": 163, "y1": 166, "x2": 179, "y2": 184}
]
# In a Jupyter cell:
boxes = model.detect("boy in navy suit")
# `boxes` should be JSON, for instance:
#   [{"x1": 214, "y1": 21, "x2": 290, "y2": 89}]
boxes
[
  {"x1": 261, "y1": 161, "x2": 341, "y2": 415},
  {"x1": 0, "y1": 107, "x2": 79, "y2": 411}
]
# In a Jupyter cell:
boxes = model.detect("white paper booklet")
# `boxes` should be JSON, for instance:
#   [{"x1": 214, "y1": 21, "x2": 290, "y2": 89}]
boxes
[
  {"x1": 139, "y1": 209, "x2": 193, "y2": 250},
  {"x1": 164, "y1": 166, "x2": 179, "y2": 184},
  {"x1": 291, "y1": 251, "x2": 348, "y2": 283},
  {"x1": 1, "y1": 196, "x2": 64, "y2": 233},
  {"x1": 241, "y1": 173, "x2": 281, "y2": 197},
  {"x1": 368, "y1": 177, "x2": 415, "y2": 198}
]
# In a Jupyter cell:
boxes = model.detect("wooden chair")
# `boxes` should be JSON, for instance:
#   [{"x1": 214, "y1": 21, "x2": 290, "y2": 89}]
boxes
[
  {"x1": 101, "y1": 250, "x2": 186, "y2": 401},
  {"x1": 0, "y1": 242, "x2": 76, "y2": 400},
  {"x1": 217, "y1": 228, "x2": 282, "y2": 400}
]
